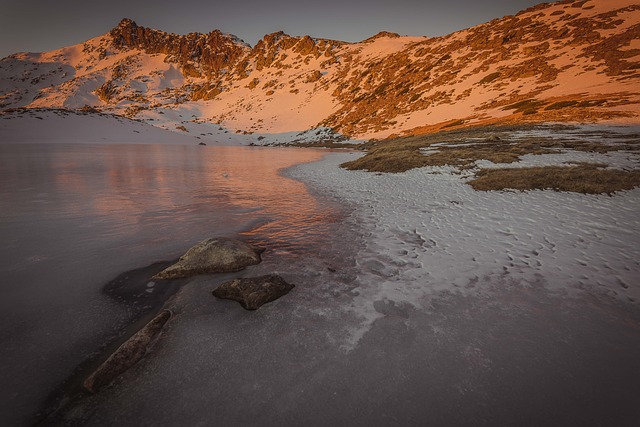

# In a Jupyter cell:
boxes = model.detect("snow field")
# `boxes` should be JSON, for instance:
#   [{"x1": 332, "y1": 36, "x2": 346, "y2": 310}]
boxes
[
  {"x1": 0, "y1": 109, "x2": 202, "y2": 144},
  {"x1": 291, "y1": 148, "x2": 640, "y2": 348}
]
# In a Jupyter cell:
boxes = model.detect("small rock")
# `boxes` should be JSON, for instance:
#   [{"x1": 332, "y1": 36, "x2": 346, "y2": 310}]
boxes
[
  {"x1": 153, "y1": 237, "x2": 261, "y2": 280},
  {"x1": 213, "y1": 275, "x2": 294, "y2": 310}
]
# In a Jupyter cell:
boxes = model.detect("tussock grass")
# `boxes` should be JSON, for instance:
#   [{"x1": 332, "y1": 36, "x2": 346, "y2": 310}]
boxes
[
  {"x1": 341, "y1": 123, "x2": 639, "y2": 173},
  {"x1": 341, "y1": 123, "x2": 640, "y2": 193},
  {"x1": 421, "y1": 142, "x2": 555, "y2": 169},
  {"x1": 469, "y1": 165, "x2": 640, "y2": 194},
  {"x1": 342, "y1": 148, "x2": 434, "y2": 173},
  {"x1": 341, "y1": 142, "x2": 551, "y2": 172},
  {"x1": 342, "y1": 124, "x2": 558, "y2": 172}
]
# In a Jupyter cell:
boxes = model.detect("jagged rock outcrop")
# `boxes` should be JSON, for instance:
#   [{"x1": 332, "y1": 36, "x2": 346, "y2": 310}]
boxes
[
  {"x1": 110, "y1": 18, "x2": 250, "y2": 78},
  {"x1": 233, "y1": 31, "x2": 343, "y2": 75},
  {"x1": 364, "y1": 31, "x2": 401, "y2": 42}
]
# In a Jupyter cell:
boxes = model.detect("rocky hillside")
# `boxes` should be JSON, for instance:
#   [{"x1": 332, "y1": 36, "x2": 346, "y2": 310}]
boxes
[{"x1": 1, "y1": 0, "x2": 639, "y2": 142}]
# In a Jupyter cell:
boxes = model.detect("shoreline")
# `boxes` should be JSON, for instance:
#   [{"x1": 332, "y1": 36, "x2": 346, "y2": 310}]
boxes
[
  {"x1": 29, "y1": 147, "x2": 361, "y2": 425},
  {"x1": 6, "y1": 125, "x2": 640, "y2": 425},
  {"x1": 288, "y1": 131, "x2": 640, "y2": 345},
  {"x1": 48, "y1": 143, "x2": 640, "y2": 426},
  {"x1": 0, "y1": 142, "x2": 343, "y2": 426}
]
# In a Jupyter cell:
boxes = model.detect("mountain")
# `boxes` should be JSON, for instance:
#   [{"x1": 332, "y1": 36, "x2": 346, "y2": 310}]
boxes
[{"x1": 1, "y1": 0, "x2": 639, "y2": 142}]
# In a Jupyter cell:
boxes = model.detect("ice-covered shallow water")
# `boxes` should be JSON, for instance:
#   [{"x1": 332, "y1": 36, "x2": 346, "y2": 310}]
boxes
[
  {"x1": 69, "y1": 281, "x2": 640, "y2": 426},
  {"x1": 49, "y1": 148, "x2": 640, "y2": 426},
  {"x1": 0, "y1": 143, "x2": 350, "y2": 426},
  {"x1": 4, "y1": 143, "x2": 640, "y2": 426},
  {"x1": 46, "y1": 146, "x2": 640, "y2": 426}
]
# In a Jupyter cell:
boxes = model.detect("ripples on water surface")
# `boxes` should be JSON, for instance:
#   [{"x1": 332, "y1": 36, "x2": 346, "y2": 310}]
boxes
[{"x1": 0, "y1": 143, "x2": 346, "y2": 426}]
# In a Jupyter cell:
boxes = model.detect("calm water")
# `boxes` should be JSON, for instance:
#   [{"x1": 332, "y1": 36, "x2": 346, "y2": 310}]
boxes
[{"x1": 0, "y1": 143, "x2": 345, "y2": 425}]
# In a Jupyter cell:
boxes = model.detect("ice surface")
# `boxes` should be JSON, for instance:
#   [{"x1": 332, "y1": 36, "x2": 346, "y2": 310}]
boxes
[
  {"x1": 53, "y1": 142, "x2": 640, "y2": 426},
  {"x1": 0, "y1": 143, "x2": 334, "y2": 426}
]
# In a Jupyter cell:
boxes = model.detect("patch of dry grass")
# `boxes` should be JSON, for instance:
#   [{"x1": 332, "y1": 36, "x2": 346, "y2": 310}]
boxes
[
  {"x1": 341, "y1": 123, "x2": 640, "y2": 173},
  {"x1": 341, "y1": 141, "x2": 552, "y2": 172},
  {"x1": 341, "y1": 123, "x2": 640, "y2": 193},
  {"x1": 469, "y1": 165, "x2": 640, "y2": 194},
  {"x1": 420, "y1": 141, "x2": 555, "y2": 169},
  {"x1": 342, "y1": 148, "x2": 434, "y2": 173},
  {"x1": 341, "y1": 125, "x2": 555, "y2": 172}
]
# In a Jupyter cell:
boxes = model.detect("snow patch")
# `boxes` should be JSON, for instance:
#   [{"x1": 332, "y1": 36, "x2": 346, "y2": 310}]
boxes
[{"x1": 291, "y1": 139, "x2": 640, "y2": 349}]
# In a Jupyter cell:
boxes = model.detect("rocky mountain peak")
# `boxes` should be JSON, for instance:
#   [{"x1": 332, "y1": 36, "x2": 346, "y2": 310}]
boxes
[
  {"x1": 116, "y1": 18, "x2": 136, "y2": 29},
  {"x1": 260, "y1": 31, "x2": 290, "y2": 46},
  {"x1": 109, "y1": 18, "x2": 250, "y2": 78},
  {"x1": 365, "y1": 31, "x2": 402, "y2": 42}
]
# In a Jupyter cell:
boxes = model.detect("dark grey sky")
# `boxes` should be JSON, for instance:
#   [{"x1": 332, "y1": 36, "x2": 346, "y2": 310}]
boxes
[{"x1": 0, "y1": 0, "x2": 543, "y2": 58}]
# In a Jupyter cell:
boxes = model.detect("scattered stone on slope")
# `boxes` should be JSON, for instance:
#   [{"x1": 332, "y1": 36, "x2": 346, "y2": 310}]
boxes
[
  {"x1": 212, "y1": 274, "x2": 295, "y2": 310},
  {"x1": 153, "y1": 237, "x2": 262, "y2": 280},
  {"x1": 83, "y1": 309, "x2": 172, "y2": 393}
]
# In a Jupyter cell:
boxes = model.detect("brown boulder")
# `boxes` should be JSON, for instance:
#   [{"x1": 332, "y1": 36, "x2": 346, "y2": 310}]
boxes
[
  {"x1": 153, "y1": 238, "x2": 262, "y2": 280},
  {"x1": 212, "y1": 275, "x2": 294, "y2": 310}
]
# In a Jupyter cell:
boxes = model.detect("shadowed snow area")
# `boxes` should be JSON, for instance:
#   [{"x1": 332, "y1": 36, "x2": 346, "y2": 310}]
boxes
[{"x1": 57, "y1": 145, "x2": 640, "y2": 426}]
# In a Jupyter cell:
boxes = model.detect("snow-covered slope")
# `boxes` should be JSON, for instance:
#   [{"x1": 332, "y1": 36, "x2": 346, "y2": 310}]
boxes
[
  {"x1": 1, "y1": 0, "x2": 639, "y2": 142},
  {"x1": 0, "y1": 109, "x2": 206, "y2": 145}
]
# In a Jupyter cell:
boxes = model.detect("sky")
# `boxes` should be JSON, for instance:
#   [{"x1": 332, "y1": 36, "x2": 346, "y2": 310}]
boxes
[{"x1": 0, "y1": 0, "x2": 544, "y2": 58}]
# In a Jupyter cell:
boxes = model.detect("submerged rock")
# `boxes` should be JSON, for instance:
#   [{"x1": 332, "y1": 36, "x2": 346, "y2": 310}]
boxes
[
  {"x1": 83, "y1": 309, "x2": 172, "y2": 393},
  {"x1": 213, "y1": 275, "x2": 295, "y2": 310},
  {"x1": 153, "y1": 237, "x2": 262, "y2": 280}
]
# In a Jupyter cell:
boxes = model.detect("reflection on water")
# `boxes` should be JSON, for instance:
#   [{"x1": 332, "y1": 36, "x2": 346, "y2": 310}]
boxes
[
  {"x1": 0, "y1": 143, "x2": 343, "y2": 426},
  {"x1": 0, "y1": 144, "x2": 340, "y2": 267},
  {"x1": 191, "y1": 146, "x2": 344, "y2": 252}
]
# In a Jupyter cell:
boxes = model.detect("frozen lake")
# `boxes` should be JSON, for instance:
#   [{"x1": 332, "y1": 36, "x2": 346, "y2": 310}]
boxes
[
  {"x1": 1, "y1": 143, "x2": 640, "y2": 426},
  {"x1": 0, "y1": 143, "x2": 349, "y2": 426}
]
